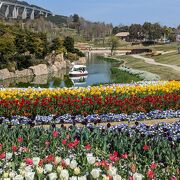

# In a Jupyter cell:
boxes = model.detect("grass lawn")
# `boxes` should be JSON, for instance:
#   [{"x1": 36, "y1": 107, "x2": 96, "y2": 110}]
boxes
[
  {"x1": 153, "y1": 52, "x2": 180, "y2": 67},
  {"x1": 110, "y1": 67, "x2": 142, "y2": 83},
  {"x1": 118, "y1": 55, "x2": 180, "y2": 80},
  {"x1": 150, "y1": 42, "x2": 179, "y2": 52}
]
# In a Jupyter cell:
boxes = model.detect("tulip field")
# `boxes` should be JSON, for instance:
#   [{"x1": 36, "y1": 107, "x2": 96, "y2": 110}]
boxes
[{"x1": 0, "y1": 81, "x2": 180, "y2": 179}]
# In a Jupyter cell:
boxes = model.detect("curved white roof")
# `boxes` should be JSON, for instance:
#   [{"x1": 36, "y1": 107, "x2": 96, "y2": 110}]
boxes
[{"x1": 73, "y1": 65, "x2": 87, "y2": 68}]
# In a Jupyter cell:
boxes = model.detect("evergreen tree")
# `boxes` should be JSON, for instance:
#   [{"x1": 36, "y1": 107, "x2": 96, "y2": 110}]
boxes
[{"x1": 63, "y1": 36, "x2": 75, "y2": 53}]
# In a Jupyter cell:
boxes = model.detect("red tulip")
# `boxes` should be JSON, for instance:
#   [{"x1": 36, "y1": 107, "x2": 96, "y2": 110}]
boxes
[
  {"x1": 24, "y1": 158, "x2": 33, "y2": 165},
  {"x1": 0, "y1": 153, "x2": 6, "y2": 159},
  {"x1": 61, "y1": 160, "x2": 67, "y2": 168},
  {"x1": 53, "y1": 131, "x2": 58, "y2": 138},
  {"x1": 147, "y1": 170, "x2": 155, "y2": 179},
  {"x1": 170, "y1": 176, "x2": 177, "y2": 180},
  {"x1": 62, "y1": 139, "x2": 67, "y2": 145},
  {"x1": 143, "y1": 144, "x2": 150, "y2": 151},
  {"x1": 45, "y1": 141, "x2": 50, "y2": 146},
  {"x1": 12, "y1": 145, "x2": 18, "y2": 152},
  {"x1": 68, "y1": 142, "x2": 74, "y2": 149},
  {"x1": 101, "y1": 160, "x2": 109, "y2": 168},
  {"x1": 150, "y1": 162, "x2": 157, "y2": 170},
  {"x1": 18, "y1": 137, "x2": 23, "y2": 143},
  {"x1": 85, "y1": 144, "x2": 91, "y2": 150},
  {"x1": 109, "y1": 151, "x2": 119, "y2": 162},
  {"x1": 129, "y1": 177, "x2": 133, "y2": 180},
  {"x1": 73, "y1": 139, "x2": 79, "y2": 146},
  {"x1": 121, "y1": 153, "x2": 128, "y2": 159},
  {"x1": 45, "y1": 155, "x2": 54, "y2": 162},
  {"x1": 38, "y1": 159, "x2": 44, "y2": 167}
]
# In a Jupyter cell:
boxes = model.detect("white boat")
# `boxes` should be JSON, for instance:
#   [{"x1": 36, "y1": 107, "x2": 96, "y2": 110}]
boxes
[{"x1": 69, "y1": 65, "x2": 88, "y2": 77}]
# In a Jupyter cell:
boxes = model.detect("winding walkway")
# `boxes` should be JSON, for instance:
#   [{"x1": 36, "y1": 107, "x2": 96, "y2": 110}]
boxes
[{"x1": 131, "y1": 54, "x2": 180, "y2": 72}]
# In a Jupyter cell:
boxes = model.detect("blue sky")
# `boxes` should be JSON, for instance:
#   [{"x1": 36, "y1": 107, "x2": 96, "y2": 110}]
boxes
[{"x1": 26, "y1": 0, "x2": 179, "y2": 27}]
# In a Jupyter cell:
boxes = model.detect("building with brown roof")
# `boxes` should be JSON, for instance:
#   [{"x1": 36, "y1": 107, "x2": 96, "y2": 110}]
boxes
[{"x1": 115, "y1": 32, "x2": 130, "y2": 41}]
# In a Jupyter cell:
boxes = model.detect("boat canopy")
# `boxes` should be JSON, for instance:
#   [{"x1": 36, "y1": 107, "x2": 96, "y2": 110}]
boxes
[{"x1": 73, "y1": 65, "x2": 87, "y2": 68}]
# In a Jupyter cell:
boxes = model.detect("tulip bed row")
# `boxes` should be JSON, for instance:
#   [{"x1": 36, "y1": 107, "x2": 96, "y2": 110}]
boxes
[
  {"x1": 0, "y1": 121, "x2": 179, "y2": 180},
  {"x1": 0, "y1": 90, "x2": 180, "y2": 117},
  {"x1": 0, "y1": 92, "x2": 179, "y2": 118},
  {"x1": 1, "y1": 109, "x2": 180, "y2": 125}
]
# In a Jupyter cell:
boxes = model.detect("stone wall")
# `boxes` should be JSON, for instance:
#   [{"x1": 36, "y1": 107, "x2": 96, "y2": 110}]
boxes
[{"x1": 0, "y1": 53, "x2": 86, "y2": 80}]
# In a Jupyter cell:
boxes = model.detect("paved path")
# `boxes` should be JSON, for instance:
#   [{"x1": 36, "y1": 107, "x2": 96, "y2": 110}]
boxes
[
  {"x1": 132, "y1": 54, "x2": 180, "y2": 72},
  {"x1": 39, "y1": 118, "x2": 179, "y2": 128},
  {"x1": 160, "y1": 50, "x2": 176, "y2": 55}
]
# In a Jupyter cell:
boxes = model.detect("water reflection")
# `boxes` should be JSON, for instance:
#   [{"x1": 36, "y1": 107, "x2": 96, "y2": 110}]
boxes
[
  {"x1": 0, "y1": 70, "x2": 67, "y2": 88},
  {"x1": 70, "y1": 76, "x2": 88, "y2": 86},
  {"x1": 0, "y1": 54, "x2": 112, "y2": 88}
]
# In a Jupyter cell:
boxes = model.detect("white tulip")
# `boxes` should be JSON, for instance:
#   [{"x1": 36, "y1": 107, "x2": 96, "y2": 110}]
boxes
[
  {"x1": 48, "y1": 173, "x2": 58, "y2": 180},
  {"x1": 6, "y1": 152, "x2": 13, "y2": 160},
  {"x1": 4, "y1": 178, "x2": 11, "y2": 180},
  {"x1": 3, "y1": 172, "x2": 9, "y2": 178},
  {"x1": 36, "y1": 167, "x2": 44, "y2": 175},
  {"x1": 60, "y1": 169, "x2": 69, "y2": 180},
  {"x1": 78, "y1": 176, "x2": 87, "y2": 180},
  {"x1": 45, "y1": 164, "x2": 53, "y2": 173},
  {"x1": 25, "y1": 172, "x2": 35, "y2": 180},
  {"x1": 55, "y1": 156, "x2": 62, "y2": 164},
  {"x1": 32, "y1": 157, "x2": 40, "y2": 166},
  {"x1": 108, "y1": 166, "x2": 117, "y2": 176},
  {"x1": 74, "y1": 167, "x2": 81, "y2": 175},
  {"x1": 70, "y1": 160, "x2": 78, "y2": 169},
  {"x1": 64, "y1": 158, "x2": 70, "y2": 166},
  {"x1": 19, "y1": 169, "x2": 25, "y2": 176},
  {"x1": 9, "y1": 171, "x2": 16, "y2": 178},
  {"x1": 70, "y1": 176, "x2": 78, "y2": 180},
  {"x1": 113, "y1": 175, "x2": 122, "y2": 180},
  {"x1": 86, "y1": 153, "x2": 93, "y2": 156},
  {"x1": 133, "y1": 173, "x2": 144, "y2": 180},
  {"x1": 57, "y1": 165, "x2": 63, "y2": 173},
  {"x1": 87, "y1": 154, "x2": 96, "y2": 165},
  {"x1": 20, "y1": 162, "x2": 26, "y2": 168},
  {"x1": 102, "y1": 174, "x2": 109, "y2": 180},
  {"x1": 13, "y1": 175, "x2": 24, "y2": 180},
  {"x1": 90, "y1": 168, "x2": 101, "y2": 179},
  {"x1": 25, "y1": 166, "x2": 32, "y2": 173}
]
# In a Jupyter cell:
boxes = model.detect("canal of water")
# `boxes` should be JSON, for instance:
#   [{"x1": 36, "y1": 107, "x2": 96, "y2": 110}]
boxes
[{"x1": 0, "y1": 54, "x2": 113, "y2": 88}]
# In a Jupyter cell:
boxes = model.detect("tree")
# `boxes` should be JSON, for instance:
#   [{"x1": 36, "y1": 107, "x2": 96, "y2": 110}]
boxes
[
  {"x1": 51, "y1": 37, "x2": 66, "y2": 54},
  {"x1": 73, "y1": 14, "x2": 80, "y2": 23},
  {"x1": 143, "y1": 22, "x2": 153, "y2": 40},
  {"x1": 112, "y1": 25, "x2": 129, "y2": 35},
  {"x1": 63, "y1": 36, "x2": 75, "y2": 53},
  {"x1": 0, "y1": 33, "x2": 16, "y2": 62},
  {"x1": 15, "y1": 31, "x2": 28, "y2": 54},
  {"x1": 26, "y1": 31, "x2": 47, "y2": 58},
  {"x1": 72, "y1": 14, "x2": 81, "y2": 34},
  {"x1": 129, "y1": 24, "x2": 144, "y2": 41},
  {"x1": 151, "y1": 23, "x2": 163, "y2": 40},
  {"x1": 112, "y1": 26, "x2": 119, "y2": 35},
  {"x1": 143, "y1": 22, "x2": 163, "y2": 41},
  {"x1": 108, "y1": 36, "x2": 119, "y2": 55}
]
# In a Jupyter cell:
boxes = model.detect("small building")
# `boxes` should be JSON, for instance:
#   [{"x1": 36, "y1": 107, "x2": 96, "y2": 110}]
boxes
[{"x1": 115, "y1": 32, "x2": 130, "y2": 41}]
